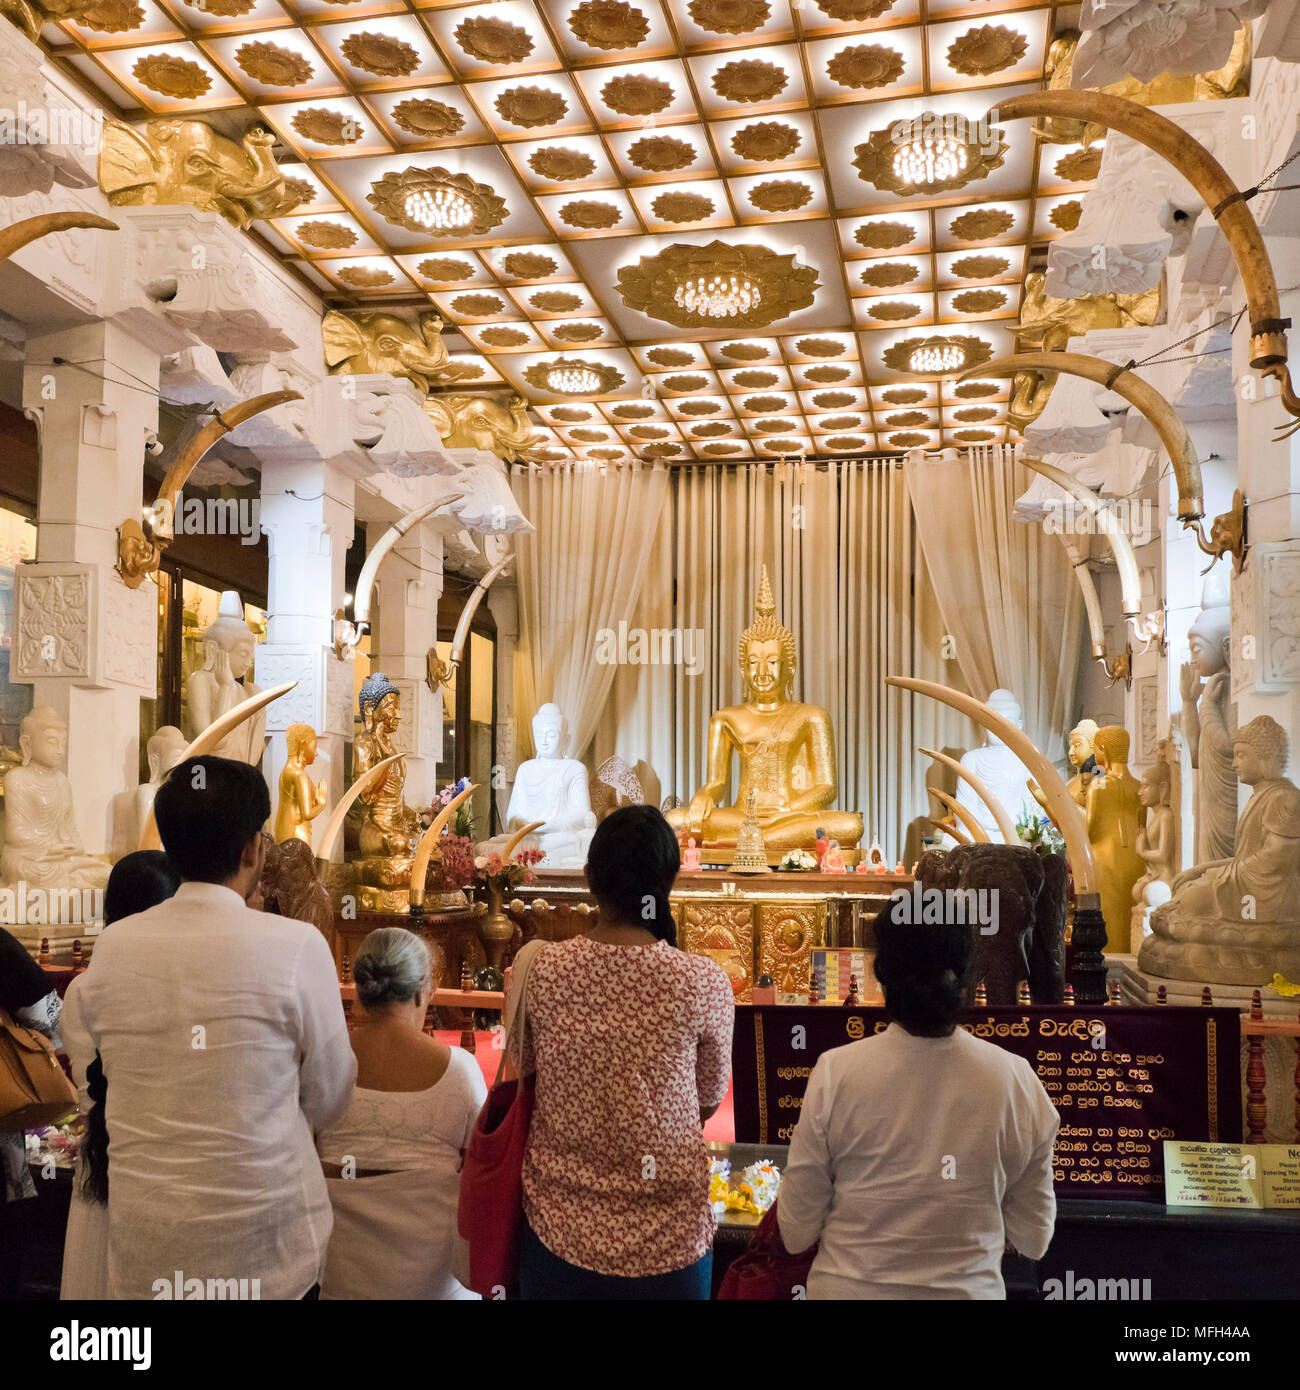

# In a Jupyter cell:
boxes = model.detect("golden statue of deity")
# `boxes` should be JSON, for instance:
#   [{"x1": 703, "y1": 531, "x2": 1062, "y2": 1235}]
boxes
[
  {"x1": 667, "y1": 567, "x2": 862, "y2": 856},
  {"x1": 351, "y1": 672, "x2": 421, "y2": 908}
]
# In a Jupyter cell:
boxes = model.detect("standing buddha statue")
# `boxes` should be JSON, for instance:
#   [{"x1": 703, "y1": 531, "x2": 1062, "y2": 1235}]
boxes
[
  {"x1": 666, "y1": 566, "x2": 862, "y2": 856},
  {"x1": 352, "y1": 672, "x2": 420, "y2": 909}
]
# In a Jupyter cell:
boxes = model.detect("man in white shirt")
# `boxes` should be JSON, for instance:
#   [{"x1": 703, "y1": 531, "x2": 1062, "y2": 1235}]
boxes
[
  {"x1": 779, "y1": 914, "x2": 1059, "y2": 1299},
  {"x1": 76, "y1": 756, "x2": 355, "y2": 1300}
]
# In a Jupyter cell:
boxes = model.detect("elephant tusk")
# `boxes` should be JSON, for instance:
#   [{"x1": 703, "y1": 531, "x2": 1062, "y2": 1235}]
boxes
[
  {"x1": 1052, "y1": 532, "x2": 1134, "y2": 688},
  {"x1": 409, "y1": 782, "x2": 478, "y2": 913},
  {"x1": 918, "y1": 746, "x2": 1018, "y2": 845},
  {"x1": 923, "y1": 816, "x2": 970, "y2": 847},
  {"x1": 351, "y1": 493, "x2": 465, "y2": 641},
  {"x1": 439, "y1": 555, "x2": 513, "y2": 681},
  {"x1": 137, "y1": 681, "x2": 297, "y2": 850},
  {"x1": 986, "y1": 89, "x2": 1300, "y2": 430},
  {"x1": 0, "y1": 212, "x2": 118, "y2": 265},
  {"x1": 961, "y1": 351, "x2": 1203, "y2": 526},
  {"x1": 313, "y1": 754, "x2": 403, "y2": 866},
  {"x1": 150, "y1": 391, "x2": 303, "y2": 541},
  {"x1": 503, "y1": 820, "x2": 545, "y2": 861},
  {"x1": 887, "y1": 676, "x2": 1097, "y2": 898},
  {"x1": 933, "y1": 788, "x2": 989, "y2": 844}
]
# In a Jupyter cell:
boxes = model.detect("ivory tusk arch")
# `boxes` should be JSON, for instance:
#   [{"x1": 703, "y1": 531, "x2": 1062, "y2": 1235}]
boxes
[
  {"x1": 409, "y1": 782, "x2": 479, "y2": 911},
  {"x1": 314, "y1": 754, "x2": 403, "y2": 865},
  {"x1": 933, "y1": 788, "x2": 989, "y2": 843},
  {"x1": 918, "y1": 746, "x2": 1018, "y2": 844}
]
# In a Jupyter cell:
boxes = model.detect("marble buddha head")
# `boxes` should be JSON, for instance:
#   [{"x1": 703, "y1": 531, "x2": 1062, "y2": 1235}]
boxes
[
  {"x1": 740, "y1": 566, "x2": 796, "y2": 703},
  {"x1": 358, "y1": 672, "x2": 401, "y2": 735},
  {"x1": 1139, "y1": 759, "x2": 1170, "y2": 808},
  {"x1": 147, "y1": 725, "x2": 187, "y2": 784},
  {"x1": 1068, "y1": 718, "x2": 1100, "y2": 770},
  {"x1": 1093, "y1": 725, "x2": 1130, "y2": 772},
  {"x1": 202, "y1": 591, "x2": 257, "y2": 680},
  {"x1": 286, "y1": 723, "x2": 318, "y2": 764},
  {"x1": 19, "y1": 705, "x2": 67, "y2": 769},
  {"x1": 1232, "y1": 716, "x2": 1288, "y2": 786},
  {"x1": 984, "y1": 688, "x2": 1022, "y2": 748},
  {"x1": 1187, "y1": 604, "x2": 1231, "y2": 679},
  {"x1": 532, "y1": 703, "x2": 566, "y2": 759}
]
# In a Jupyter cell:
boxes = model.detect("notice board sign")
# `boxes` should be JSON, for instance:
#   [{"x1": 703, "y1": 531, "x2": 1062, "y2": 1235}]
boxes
[{"x1": 732, "y1": 1005, "x2": 1242, "y2": 1202}]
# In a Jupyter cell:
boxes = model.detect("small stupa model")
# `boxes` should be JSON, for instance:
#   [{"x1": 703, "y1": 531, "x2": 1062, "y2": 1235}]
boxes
[{"x1": 731, "y1": 789, "x2": 770, "y2": 874}]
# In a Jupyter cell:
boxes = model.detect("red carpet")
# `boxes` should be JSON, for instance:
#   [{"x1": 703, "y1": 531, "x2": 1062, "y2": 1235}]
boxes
[{"x1": 441, "y1": 1030, "x2": 736, "y2": 1143}]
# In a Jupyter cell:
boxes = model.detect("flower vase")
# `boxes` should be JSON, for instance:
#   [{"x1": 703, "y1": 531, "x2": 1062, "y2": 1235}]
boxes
[{"x1": 476, "y1": 882, "x2": 515, "y2": 973}]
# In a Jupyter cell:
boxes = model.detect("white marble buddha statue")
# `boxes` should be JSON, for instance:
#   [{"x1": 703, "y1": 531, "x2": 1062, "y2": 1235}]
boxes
[
  {"x1": 113, "y1": 724, "x2": 187, "y2": 858},
  {"x1": 186, "y1": 590, "x2": 265, "y2": 766},
  {"x1": 1, "y1": 706, "x2": 110, "y2": 893},
  {"x1": 1140, "y1": 715, "x2": 1300, "y2": 985},
  {"x1": 489, "y1": 703, "x2": 595, "y2": 869},
  {"x1": 956, "y1": 688, "x2": 1036, "y2": 843},
  {"x1": 1179, "y1": 586, "x2": 1236, "y2": 863}
]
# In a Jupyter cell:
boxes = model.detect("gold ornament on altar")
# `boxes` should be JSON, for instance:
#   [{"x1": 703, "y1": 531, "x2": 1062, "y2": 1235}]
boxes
[
  {"x1": 730, "y1": 791, "x2": 770, "y2": 873},
  {"x1": 322, "y1": 309, "x2": 473, "y2": 393},
  {"x1": 99, "y1": 119, "x2": 303, "y2": 228},
  {"x1": 423, "y1": 393, "x2": 550, "y2": 461},
  {"x1": 568, "y1": 0, "x2": 649, "y2": 51},
  {"x1": 454, "y1": 15, "x2": 533, "y2": 64},
  {"x1": 854, "y1": 114, "x2": 1007, "y2": 195},
  {"x1": 367, "y1": 166, "x2": 507, "y2": 236},
  {"x1": 665, "y1": 565, "x2": 863, "y2": 856},
  {"x1": 617, "y1": 241, "x2": 817, "y2": 330}
]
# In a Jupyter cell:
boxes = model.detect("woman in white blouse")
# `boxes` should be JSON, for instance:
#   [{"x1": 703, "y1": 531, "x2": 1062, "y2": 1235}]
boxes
[
  {"x1": 779, "y1": 911, "x2": 1060, "y2": 1299},
  {"x1": 317, "y1": 927, "x2": 486, "y2": 1300}
]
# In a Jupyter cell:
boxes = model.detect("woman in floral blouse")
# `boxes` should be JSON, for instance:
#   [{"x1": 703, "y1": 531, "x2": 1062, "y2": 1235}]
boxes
[{"x1": 510, "y1": 805, "x2": 734, "y2": 1300}]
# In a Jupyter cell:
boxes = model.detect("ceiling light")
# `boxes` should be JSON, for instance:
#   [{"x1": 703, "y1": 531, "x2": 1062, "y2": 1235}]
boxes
[
  {"x1": 673, "y1": 272, "x2": 762, "y2": 320},
  {"x1": 908, "y1": 341, "x2": 966, "y2": 373},
  {"x1": 403, "y1": 185, "x2": 474, "y2": 232},
  {"x1": 891, "y1": 134, "x2": 968, "y2": 188},
  {"x1": 547, "y1": 363, "x2": 602, "y2": 394}
]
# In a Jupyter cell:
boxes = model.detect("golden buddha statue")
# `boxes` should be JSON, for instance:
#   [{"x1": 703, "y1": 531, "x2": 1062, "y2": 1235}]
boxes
[
  {"x1": 1084, "y1": 726, "x2": 1146, "y2": 954},
  {"x1": 274, "y1": 723, "x2": 328, "y2": 848},
  {"x1": 351, "y1": 672, "x2": 421, "y2": 909},
  {"x1": 667, "y1": 567, "x2": 862, "y2": 857}
]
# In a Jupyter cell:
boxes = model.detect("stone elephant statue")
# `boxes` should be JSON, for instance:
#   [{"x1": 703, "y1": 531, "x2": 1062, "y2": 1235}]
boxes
[
  {"x1": 322, "y1": 310, "x2": 472, "y2": 395},
  {"x1": 424, "y1": 393, "x2": 549, "y2": 463},
  {"x1": 98, "y1": 119, "x2": 301, "y2": 230}
]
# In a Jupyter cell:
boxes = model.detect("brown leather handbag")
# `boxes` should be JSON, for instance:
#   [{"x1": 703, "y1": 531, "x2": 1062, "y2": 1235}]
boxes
[{"x1": 0, "y1": 1006, "x2": 77, "y2": 1133}]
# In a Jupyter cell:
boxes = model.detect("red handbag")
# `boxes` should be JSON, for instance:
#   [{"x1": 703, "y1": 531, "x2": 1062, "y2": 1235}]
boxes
[
  {"x1": 716, "y1": 1200, "x2": 818, "y2": 1301},
  {"x1": 457, "y1": 940, "x2": 544, "y2": 1298}
]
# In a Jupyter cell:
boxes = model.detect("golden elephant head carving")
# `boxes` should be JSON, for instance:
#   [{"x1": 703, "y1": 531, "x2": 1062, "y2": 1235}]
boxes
[
  {"x1": 423, "y1": 393, "x2": 549, "y2": 463},
  {"x1": 322, "y1": 310, "x2": 474, "y2": 395},
  {"x1": 98, "y1": 119, "x2": 303, "y2": 229}
]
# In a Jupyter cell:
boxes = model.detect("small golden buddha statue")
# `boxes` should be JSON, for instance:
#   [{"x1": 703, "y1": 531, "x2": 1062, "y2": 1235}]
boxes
[
  {"x1": 667, "y1": 567, "x2": 862, "y2": 856},
  {"x1": 1085, "y1": 725, "x2": 1146, "y2": 953},
  {"x1": 274, "y1": 723, "x2": 328, "y2": 848},
  {"x1": 351, "y1": 672, "x2": 421, "y2": 909}
]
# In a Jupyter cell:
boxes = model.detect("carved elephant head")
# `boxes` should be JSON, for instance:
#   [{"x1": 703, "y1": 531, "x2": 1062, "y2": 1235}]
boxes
[
  {"x1": 322, "y1": 311, "x2": 473, "y2": 395},
  {"x1": 99, "y1": 119, "x2": 300, "y2": 229},
  {"x1": 426, "y1": 393, "x2": 548, "y2": 462}
]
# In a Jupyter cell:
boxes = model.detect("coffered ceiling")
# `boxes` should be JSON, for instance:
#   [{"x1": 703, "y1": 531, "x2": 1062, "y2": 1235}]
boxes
[{"x1": 47, "y1": 0, "x2": 1095, "y2": 464}]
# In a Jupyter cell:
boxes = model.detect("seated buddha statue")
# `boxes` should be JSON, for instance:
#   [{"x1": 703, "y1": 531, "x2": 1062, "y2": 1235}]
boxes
[
  {"x1": 1139, "y1": 715, "x2": 1300, "y2": 985},
  {"x1": 1, "y1": 706, "x2": 110, "y2": 896},
  {"x1": 957, "y1": 689, "x2": 1037, "y2": 844},
  {"x1": 351, "y1": 672, "x2": 421, "y2": 908},
  {"x1": 666, "y1": 567, "x2": 862, "y2": 855}
]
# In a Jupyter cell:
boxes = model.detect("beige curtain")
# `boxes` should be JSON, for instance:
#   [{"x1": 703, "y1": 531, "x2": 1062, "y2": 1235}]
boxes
[
  {"x1": 510, "y1": 460, "x2": 670, "y2": 762},
  {"x1": 903, "y1": 444, "x2": 1083, "y2": 757}
]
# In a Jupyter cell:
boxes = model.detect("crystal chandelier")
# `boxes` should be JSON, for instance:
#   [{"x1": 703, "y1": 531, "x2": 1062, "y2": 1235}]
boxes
[
  {"x1": 547, "y1": 363, "x2": 602, "y2": 394},
  {"x1": 891, "y1": 134, "x2": 968, "y2": 188},
  {"x1": 909, "y1": 340, "x2": 966, "y2": 373},
  {"x1": 403, "y1": 185, "x2": 474, "y2": 231},
  {"x1": 673, "y1": 272, "x2": 762, "y2": 320}
]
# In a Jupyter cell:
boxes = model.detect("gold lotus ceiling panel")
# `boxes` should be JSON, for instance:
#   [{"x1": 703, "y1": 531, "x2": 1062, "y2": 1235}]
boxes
[{"x1": 51, "y1": 0, "x2": 1091, "y2": 460}]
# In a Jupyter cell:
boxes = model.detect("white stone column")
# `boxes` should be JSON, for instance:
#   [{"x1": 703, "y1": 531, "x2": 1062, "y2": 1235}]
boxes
[
  {"x1": 255, "y1": 455, "x2": 357, "y2": 855},
  {"x1": 14, "y1": 320, "x2": 160, "y2": 860}
]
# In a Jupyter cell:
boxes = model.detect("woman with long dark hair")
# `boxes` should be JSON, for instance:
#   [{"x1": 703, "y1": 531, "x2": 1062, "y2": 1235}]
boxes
[
  {"x1": 60, "y1": 850, "x2": 181, "y2": 1300},
  {"x1": 778, "y1": 909, "x2": 1060, "y2": 1299},
  {"x1": 508, "y1": 804, "x2": 734, "y2": 1300}
]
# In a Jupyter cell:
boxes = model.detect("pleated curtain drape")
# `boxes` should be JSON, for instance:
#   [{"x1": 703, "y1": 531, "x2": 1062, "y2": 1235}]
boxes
[{"x1": 511, "y1": 451, "x2": 1083, "y2": 861}]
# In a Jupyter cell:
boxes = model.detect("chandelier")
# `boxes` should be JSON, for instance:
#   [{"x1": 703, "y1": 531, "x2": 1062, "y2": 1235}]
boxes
[
  {"x1": 404, "y1": 185, "x2": 474, "y2": 231},
  {"x1": 546, "y1": 363, "x2": 602, "y2": 394},
  {"x1": 891, "y1": 134, "x2": 968, "y2": 188},
  {"x1": 909, "y1": 340, "x2": 967, "y2": 373},
  {"x1": 673, "y1": 272, "x2": 762, "y2": 320}
]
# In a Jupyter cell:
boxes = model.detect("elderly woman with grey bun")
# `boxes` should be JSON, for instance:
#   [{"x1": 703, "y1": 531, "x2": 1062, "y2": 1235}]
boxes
[{"x1": 316, "y1": 927, "x2": 486, "y2": 1300}]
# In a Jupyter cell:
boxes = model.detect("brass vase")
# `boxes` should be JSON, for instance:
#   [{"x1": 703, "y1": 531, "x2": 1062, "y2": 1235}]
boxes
[{"x1": 476, "y1": 882, "x2": 515, "y2": 973}]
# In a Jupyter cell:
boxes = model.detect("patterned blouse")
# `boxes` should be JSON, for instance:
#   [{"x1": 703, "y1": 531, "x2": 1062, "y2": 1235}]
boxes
[{"x1": 517, "y1": 936, "x2": 734, "y2": 1278}]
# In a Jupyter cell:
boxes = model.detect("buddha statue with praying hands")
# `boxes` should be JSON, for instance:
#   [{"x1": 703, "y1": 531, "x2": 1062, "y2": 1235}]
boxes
[
  {"x1": 1, "y1": 706, "x2": 110, "y2": 895},
  {"x1": 186, "y1": 590, "x2": 265, "y2": 767},
  {"x1": 667, "y1": 567, "x2": 862, "y2": 856},
  {"x1": 1140, "y1": 716, "x2": 1300, "y2": 985},
  {"x1": 351, "y1": 672, "x2": 420, "y2": 909},
  {"x1": 274, "y1": 723, "x2": 328, "y2": 848}
]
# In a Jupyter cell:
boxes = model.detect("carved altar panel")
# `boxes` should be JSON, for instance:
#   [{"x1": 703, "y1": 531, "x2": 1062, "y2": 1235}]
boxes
[
  {"x1": 1254, "y1": 544, "x2": 1300, "y2": 691},
  {"x1": 675, "y1": 900, "x2": 753, "y2": 1002},
  {"x1": 757, "y1": 901, "x2": 828, "y2": 997}
]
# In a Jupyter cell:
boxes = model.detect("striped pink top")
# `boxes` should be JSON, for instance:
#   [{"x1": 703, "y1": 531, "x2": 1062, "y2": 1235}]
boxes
[{"x1": 518, "y1": 936, "x2": 734, "y2": 1277}]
